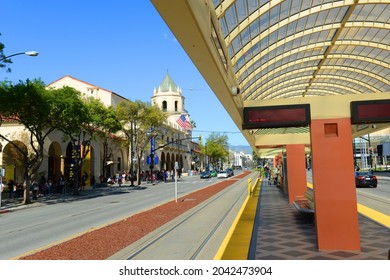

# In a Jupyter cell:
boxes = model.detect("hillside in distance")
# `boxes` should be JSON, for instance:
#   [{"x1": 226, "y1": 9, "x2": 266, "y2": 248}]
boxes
[{"x1": 229, "y1": 145, "x2": 252, "y2": 155}]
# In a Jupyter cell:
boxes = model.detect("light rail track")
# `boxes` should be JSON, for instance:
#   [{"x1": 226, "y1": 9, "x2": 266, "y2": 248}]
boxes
[
  {"x1": 357, "y1": 190, "x2": 390, "y2": 206},
  {"x1": 110, "y1": 178, "x2": 249, "y2": 260}
]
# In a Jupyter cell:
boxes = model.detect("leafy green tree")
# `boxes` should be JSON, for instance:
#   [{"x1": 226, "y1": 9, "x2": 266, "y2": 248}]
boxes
[
  {"x1": 116, "y1": 100, "x2": 167, "y2": 185},
  {"x1": 0, "y1": 34, "x2": 12, "y2": 72},
  {"x1": 202, "y1": 132, "x2": 229, "y2": 170},
  {"x1": 52, "y1": 86, "x2": 122, "y2": 193},
  {"x1": 252, "y1": 151, "x2": 261, "y2": 168},
  {"x1": 0, "y1": 79, "x2": 61, "y2": 204}
]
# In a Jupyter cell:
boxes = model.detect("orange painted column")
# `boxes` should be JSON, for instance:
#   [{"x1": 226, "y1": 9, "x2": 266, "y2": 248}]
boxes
[
  {"x1": 311, "y1": 118, "x2": 360, "y2": 250},
  {"x1": 286, "y1": 144, "x2": 307, "y2": 204},
  {"x1": 273, "y1": 153, "x2": 282, "y2": 168}
]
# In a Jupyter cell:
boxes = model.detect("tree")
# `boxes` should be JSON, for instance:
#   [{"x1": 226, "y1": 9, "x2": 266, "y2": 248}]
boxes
[
  {"x1": 0, "y1": 34, "x2": 12, "y2": 72},
  {"x1": 202, "y1": 133, "x2": 229, "y2": 170},
  {"x1": 0, "y1": 79, "x2": 61, "y2": 204},
  {"x1": 116, "y1": 100, "x2": 167, "y2": 185},
  {"x1": 52, "y1": 86, "x2": 122, "y2": 193}
]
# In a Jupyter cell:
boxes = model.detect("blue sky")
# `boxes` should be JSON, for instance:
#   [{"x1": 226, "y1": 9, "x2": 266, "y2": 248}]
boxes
[{"x1": 1, "y1": 0, "x2": 248, "y2": 146}]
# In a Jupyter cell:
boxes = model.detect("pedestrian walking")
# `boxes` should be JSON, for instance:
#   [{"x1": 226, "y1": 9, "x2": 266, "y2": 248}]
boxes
[
  {"x1": 7, "y1": 179, "x2": 14, "y2": 199},
  {"x1": 164, "y1": 170, "x2": 168, "y2": 182},
  {"x1": 32, "y1": 180, "x2": 39, "y2": 200}
]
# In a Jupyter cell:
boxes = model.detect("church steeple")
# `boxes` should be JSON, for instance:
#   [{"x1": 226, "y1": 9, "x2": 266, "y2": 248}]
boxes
[
  {"x1": 152, "y1": 72, "x2": 187, "y2": 124},
  {"x1": 158, "y1": 72, "x2": 179, "y2": 92}
]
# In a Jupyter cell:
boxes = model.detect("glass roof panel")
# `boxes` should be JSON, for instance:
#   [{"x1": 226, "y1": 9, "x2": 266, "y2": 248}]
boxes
[
  {"x1": 220, "y1": 17, "x2": 228, "y2": 38},
  {"x1": 241, "y1": 27, "x2": 250, "y2": 47},
  {"x1": 248, "y1": 0, "x2": 260, "y2": 15},
  {"x1": 250, "y1": 20, "x2": 260, "y2": 39},
  {"x1": 269, "y1": 5, "x2": 280, "y2": 27},
  {"x1": 213, "y1": 0, "x2": 390, "y2": 101},
  {"x1": 286, "y1": 20, "x2": 298, "y2": 37},
  {"x1": 296, "y1": 17, "x2": 308, "y2": 33},
  {"x1": 231, "y1": 36, "x2": 241, "y2": 56},
  {"x1": 225, "y1": 5, "x2": 238, "y2": 33},
  {"x1": 280, "y1": 0, "x2": 292, "y2": 21},
  {"x1": 291, "y1": 0, "x2": 302, "y2": 15},
  {"x1": 236, "y1": 0, "x2": 248, "y2": 23},
  {"x1": 259, "y1": 11, "x2": 269, "y2": 34}
]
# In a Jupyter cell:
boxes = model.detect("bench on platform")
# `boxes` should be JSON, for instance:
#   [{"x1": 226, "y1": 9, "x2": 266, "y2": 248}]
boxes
[{"x1": 293, "y1": 188, "x2": 314, "y2": 214}]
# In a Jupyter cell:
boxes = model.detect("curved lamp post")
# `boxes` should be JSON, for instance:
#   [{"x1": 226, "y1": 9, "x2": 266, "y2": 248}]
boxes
[{"x1": 0, "y1": 51, "x2": 39, "y2": 62}]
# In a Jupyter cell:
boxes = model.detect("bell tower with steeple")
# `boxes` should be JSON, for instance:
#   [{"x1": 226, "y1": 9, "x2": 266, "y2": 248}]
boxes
[{"x1": 151, "y1": 72, "x2": 188, "y2": 128}]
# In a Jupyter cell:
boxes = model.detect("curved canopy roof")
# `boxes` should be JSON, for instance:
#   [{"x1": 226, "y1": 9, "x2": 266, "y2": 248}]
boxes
[
  {"x1": 151, "y1": 0, "x2": 390, "y2": 154},
  {"x1": 214, "y1": 0, "x2": 390, "y2": 100}
]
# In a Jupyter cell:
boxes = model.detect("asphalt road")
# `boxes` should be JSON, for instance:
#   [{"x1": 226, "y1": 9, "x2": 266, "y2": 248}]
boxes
[{"x1": 0, "y1": 174, "x2": 235, "y2": 260}]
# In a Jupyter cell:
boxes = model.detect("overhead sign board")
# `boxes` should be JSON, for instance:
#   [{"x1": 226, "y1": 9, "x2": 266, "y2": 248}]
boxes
[
  {"x1": 243, "y1": 104, "x2": 311, "y2": 129},
  {"x1": 351, "y1": 99, "x2": 390, "y2": 124}
]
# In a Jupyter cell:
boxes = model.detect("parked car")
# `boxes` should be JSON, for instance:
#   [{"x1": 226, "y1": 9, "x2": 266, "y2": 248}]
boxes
[
  {"x1": 355, "y1": 171, "x2": 377, "y2": 188},
  {"x1": 217, "y1": 170, "x2": 229, "y2": 178},
  {"x1": 200, "y1": 171, "x2": 211, "y2": 179},
  {"x1": 209, "y1": 170, "x2": 217, "y2": 177},
  {"x1": 226, "y1": 168, "x2": 234, "y2": 177}
]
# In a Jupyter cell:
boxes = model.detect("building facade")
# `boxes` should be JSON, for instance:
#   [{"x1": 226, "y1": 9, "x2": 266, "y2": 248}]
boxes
[
  {"x1": 0, "y1": 73, "x2": 201, "y2": 190},
  {"x1": 0, "y1": 75, "x2": 130, "y2": 188}
]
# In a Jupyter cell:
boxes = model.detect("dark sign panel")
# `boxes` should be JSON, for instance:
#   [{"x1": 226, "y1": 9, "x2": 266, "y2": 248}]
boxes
[
  {"x1": 351, "y1": 99, "x2": 390, "y2": 124},
  {"x1": 243, "y1": 104, "x2": 311, "y2": 129}
]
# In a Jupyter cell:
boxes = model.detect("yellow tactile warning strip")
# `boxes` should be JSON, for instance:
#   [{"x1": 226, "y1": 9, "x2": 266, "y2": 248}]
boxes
[
  {"x1": 218, "y1": 179, "x2": 389, "y2": 260},
  {"x1": 307, "y1": 183, "x2": 390, "y2": 228},
  {"x1": 357, "y1": 204, "x2": 390, "y2": 228},
  {"x1": 214, "y1": 178, "x2": 262, "y2": 260}
]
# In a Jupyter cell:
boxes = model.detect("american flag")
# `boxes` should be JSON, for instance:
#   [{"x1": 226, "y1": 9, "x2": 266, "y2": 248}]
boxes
[{"x1": 176, "y1": 114, "x2": 192, "y2": 130}]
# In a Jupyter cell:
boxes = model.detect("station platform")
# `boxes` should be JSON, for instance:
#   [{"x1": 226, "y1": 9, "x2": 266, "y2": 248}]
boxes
[{"x1": 220, "y1": 179, "x2": 390, "y2": 260}]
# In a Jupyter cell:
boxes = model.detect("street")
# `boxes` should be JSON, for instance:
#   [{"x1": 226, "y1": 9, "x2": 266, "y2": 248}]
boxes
[{"x1": 0, "y1": 174, "x2": 226, "y2": 260}]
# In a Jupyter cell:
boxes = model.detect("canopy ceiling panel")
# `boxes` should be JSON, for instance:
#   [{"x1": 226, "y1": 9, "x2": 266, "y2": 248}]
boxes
[
  {"x1": 152, "y1": 0, "x2": 390, "y2": 153},
  {"x1": 214, "y1": 0, "x2": 390, "y2": 101}
]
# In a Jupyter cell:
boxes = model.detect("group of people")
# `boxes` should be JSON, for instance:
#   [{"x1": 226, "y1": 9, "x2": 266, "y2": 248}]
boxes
[
  {"x1": 104, "y1": 171, "x2": 134, "y2": 185},
  {"x1": 1, "y1": 179, "x2": 24, "y2": 199},
  {"x1": 0, "y1": 177, "x2": 56, "y2": 200},
  {"x1": 30, "y1": 176, "x2": 55, "y2": 200},
  {"x1": 262, "y1": 165, "x2": 281, "y2": 185},
  {"x1": 104, "y1": 168, "x2": 194, "y2": 186}
]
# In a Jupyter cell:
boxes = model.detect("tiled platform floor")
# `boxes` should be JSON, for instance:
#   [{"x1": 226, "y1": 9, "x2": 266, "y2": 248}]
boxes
[{"x1": 249, "y1": 182, "x2": 390, "y2": 260}]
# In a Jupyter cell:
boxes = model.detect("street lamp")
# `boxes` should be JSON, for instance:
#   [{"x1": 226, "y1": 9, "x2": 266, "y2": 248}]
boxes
[{"x1": 0, "y1": 51, "x2": 39, "y2": 62}]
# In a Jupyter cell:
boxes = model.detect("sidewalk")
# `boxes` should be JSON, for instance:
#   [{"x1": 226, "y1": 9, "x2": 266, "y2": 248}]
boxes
[
  {"x1": 250, "y1": 181, "x2": 390, "y2": 260},
  {"x1": 0, "y1": 180, "x2": 159, "y2": 214}
]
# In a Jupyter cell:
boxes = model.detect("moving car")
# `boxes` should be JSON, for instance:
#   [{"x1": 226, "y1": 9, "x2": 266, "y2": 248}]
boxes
[
  {"x1": 217, "y1": 170, "x2": 229, "y2": 178},
  {"x1": 226, "y1": 168, "x2": 234, "y2": 177},
  {"x1": 209, "y1": 170, "x2": 217, "y2": 177},
  {"x1": 355, "y1": 171, "x2": 377, "y2": 188},
  {"x1": 200, "y1": 171, "x2": 211, "y2": 179}
]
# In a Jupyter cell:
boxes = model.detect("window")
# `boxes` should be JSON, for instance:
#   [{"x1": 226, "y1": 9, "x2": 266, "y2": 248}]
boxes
[
  {"x1": 162, "y1": 101, "x2": 167, "y2": 112},
  {"x1": 117, "y1": 157, "x2": 121, "y2": 171},
  {"x1": 175, "y1": 101, "x2": 178, "y2": 112}
]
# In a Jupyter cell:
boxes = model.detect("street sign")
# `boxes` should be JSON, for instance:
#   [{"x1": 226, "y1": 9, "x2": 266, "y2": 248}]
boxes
[{"x1": 147, "y1": 155, "x2": 159, "y2": 165}]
